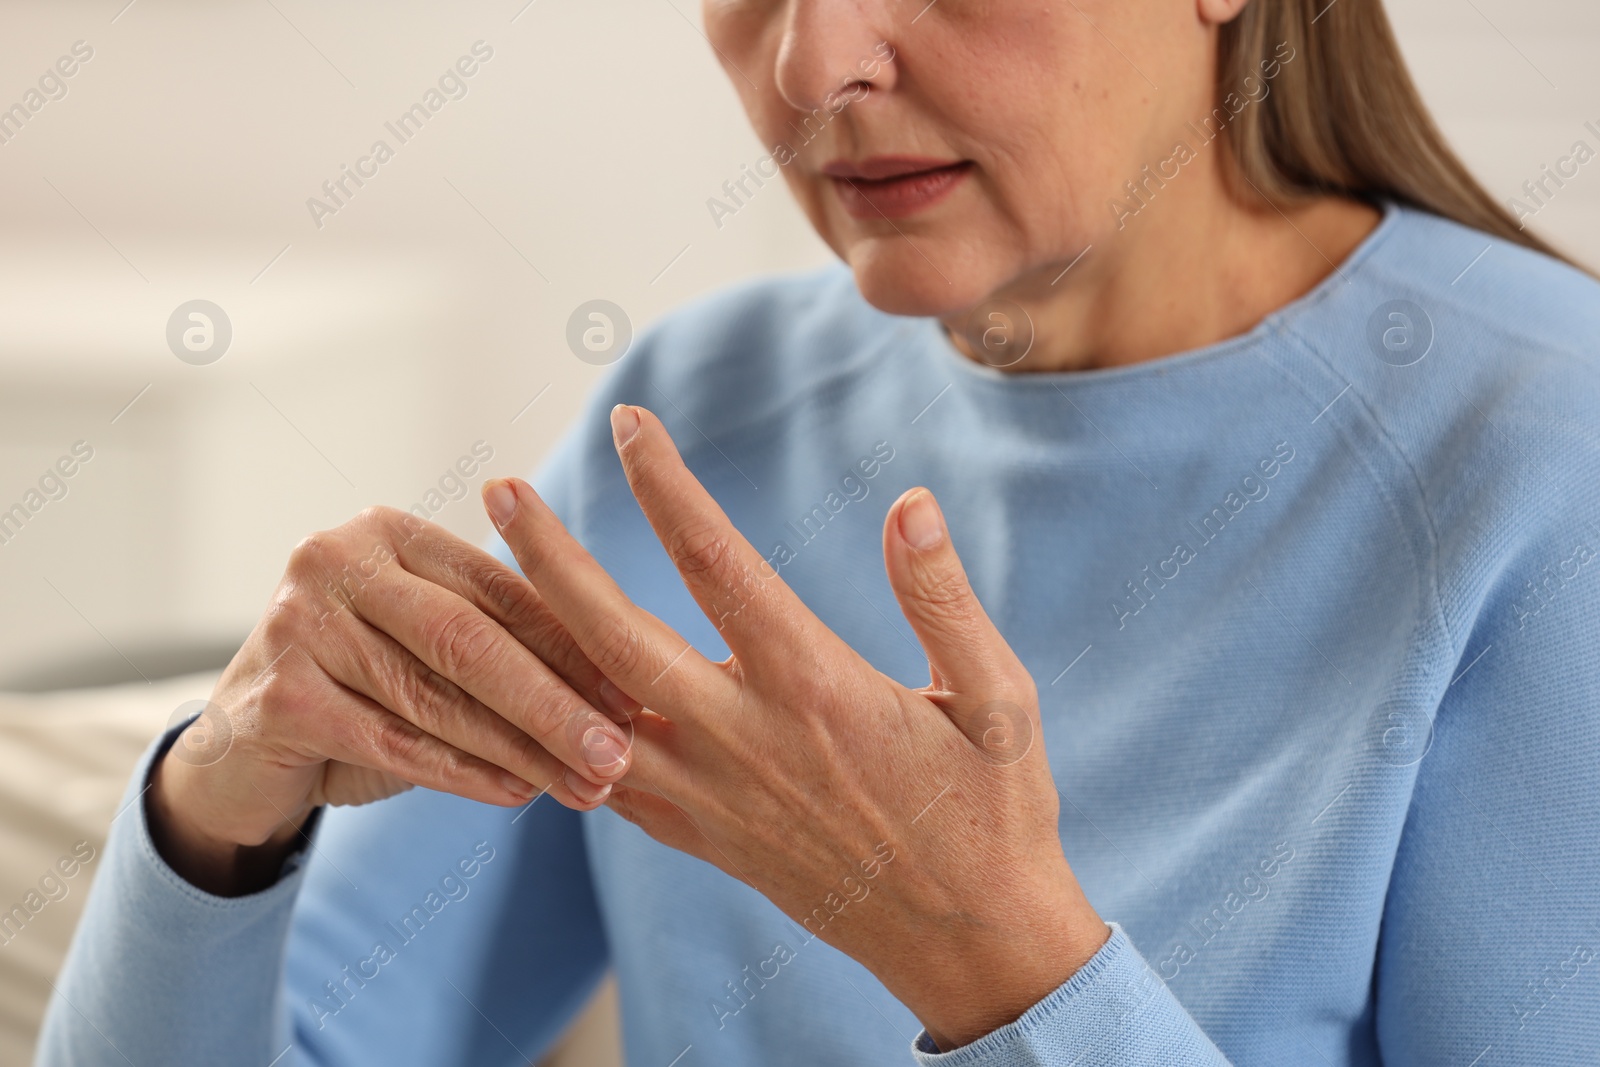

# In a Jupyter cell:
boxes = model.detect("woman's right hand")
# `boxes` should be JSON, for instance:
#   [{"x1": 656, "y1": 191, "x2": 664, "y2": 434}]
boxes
[{"x1": 147, "y1": 504, "x2": 639, "y2": 895}]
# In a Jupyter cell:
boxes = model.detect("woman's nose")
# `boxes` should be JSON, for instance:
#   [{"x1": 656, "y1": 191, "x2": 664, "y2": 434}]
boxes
[{"x1": 773, "y1": 1, "x2": 897, "y2": 114}]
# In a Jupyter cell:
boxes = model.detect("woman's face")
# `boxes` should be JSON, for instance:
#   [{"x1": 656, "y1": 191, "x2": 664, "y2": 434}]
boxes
[{"x1": 704, "y1": 0, "x2": 1222, "y2": 318}]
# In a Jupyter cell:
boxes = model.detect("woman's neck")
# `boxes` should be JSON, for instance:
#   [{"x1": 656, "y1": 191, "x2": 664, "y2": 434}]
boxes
[{"x1": 942, "y1": 165, "x2": 1382, "y2": 375}]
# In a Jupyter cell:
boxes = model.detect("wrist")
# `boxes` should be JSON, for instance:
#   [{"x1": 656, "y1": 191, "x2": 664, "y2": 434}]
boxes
[
  {"x1": 147, "y1": 751, "x2": 313, "y2": 897},
  {"x1": 904, "y1": 866, "x2": 1110, "y2": 1052}
]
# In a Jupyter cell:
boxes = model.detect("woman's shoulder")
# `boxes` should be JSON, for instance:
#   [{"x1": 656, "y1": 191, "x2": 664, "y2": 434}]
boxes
[
  {"x1": 1329, "y1": 205, "x2": 1600, "y2": 458},
  {"x1": 1371, "y1": 207, "x2": 1600, "y2": 374},
  {"x1": 1352, "y1": 208, "x2": 1600, "y2": 639}
]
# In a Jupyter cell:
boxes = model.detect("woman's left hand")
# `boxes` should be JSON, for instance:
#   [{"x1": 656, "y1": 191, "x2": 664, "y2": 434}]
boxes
[{"x1": 482, "y1": 404, "x2": 1110, "y2": 1051}]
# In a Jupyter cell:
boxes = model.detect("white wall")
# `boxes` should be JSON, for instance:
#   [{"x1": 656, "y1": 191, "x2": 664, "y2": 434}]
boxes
[
  {"x1": 1389, "y1": 0, "x2": 1600, "y2": 254},
  {"x1": 0, "y1": 0, "x2": 1594, "y2": 688}
]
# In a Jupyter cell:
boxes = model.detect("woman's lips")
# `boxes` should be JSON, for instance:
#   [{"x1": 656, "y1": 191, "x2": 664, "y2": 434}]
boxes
[{"x1": 823, "y1": 157, "x2": 973, "y2": 220}]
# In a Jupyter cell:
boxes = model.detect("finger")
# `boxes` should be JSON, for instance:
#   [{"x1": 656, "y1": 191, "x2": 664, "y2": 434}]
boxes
[
  {"x1": 311, "y1": 612, "x2": 616, "y2": 809},
  {"x1": 883, "y1": 488, "x2": 1035, "y2": 705},
  {"x1": 310, "y1": 764, "x2": 415, "y2": 809},
  {"x1": 602, "y1": 784, "x2": 734, "y2": 881},
  {"x1": 348, "y1": 564, "x2": 634, "y2": 786},
  {"x1": 605, "y1": 404, "x2": 824, "y2": 675},
  {"x1": 481, "y1": 476, "x2": 728, "y2": 717},
  {"x1": 304, "y1": 673, "x2": 551, "y2": 808},
  {"x1": 389, "y1": 523, "x2": 642, "y2": 723}
]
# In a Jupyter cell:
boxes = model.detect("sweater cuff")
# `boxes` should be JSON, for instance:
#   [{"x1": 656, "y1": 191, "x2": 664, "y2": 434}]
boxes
[
  {"x1": 37, "y1": 721, "x2": 319, "y2": 1065},
  {"x1": 122, "y1": 716, "x2": 322, "y2": 909},
  {"x1": 909, "y1": 923, "x2": 1231, "y2": 1066}
]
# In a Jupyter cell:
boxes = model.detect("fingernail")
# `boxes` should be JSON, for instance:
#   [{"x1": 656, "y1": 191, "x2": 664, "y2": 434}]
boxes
[
  {"x1": 564, "y1": 768, "x2": 612, "y2": 804},
  {"x1": 899, "y1": 489, "x2": 945, "y2": 551},
  {"x1": 597, "y1": 677, "x2": 640, "y2": 720},
  {"x1": 610, "y1": 404, "x2": 640, "y2": 447},
  {"x1": 582, "y1": 723, "x2": 629, "y2": 777},
  {"x1": 484, "y1": 481, "x2": 517, "y2": 527}
]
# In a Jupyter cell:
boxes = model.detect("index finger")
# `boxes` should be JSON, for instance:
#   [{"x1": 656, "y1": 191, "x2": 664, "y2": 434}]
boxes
[
  {"x1": 481, "y1": 476, "x2": 729, "y2": 719},
  {"x1": 606, "y1": 404, "x2": 824, "y2": 676}
]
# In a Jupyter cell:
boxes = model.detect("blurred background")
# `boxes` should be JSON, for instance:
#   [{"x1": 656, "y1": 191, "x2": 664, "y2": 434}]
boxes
[
  {"x1": 0, "y1": 0, "x2": 839, "y2": 692},
  {"x1": 0, "y1": 0, "x2": 1596, "y2": 1062}
]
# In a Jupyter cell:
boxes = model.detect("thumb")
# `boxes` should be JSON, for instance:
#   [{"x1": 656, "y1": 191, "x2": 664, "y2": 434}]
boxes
[{"x1": 883, "y1": 488, "x2": 1033, "y2": 707}]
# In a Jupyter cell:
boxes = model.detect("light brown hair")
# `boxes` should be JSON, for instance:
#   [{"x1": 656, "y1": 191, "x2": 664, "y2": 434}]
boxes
[{"x1": 1218, "y1": 0, "x2": 1580, "y2": 268}]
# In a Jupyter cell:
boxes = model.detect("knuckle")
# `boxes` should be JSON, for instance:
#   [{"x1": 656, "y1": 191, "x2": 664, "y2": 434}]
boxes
[
  {"x1": 274, "y1": 564, "x2": 347, "y2": 634},
  {"x1": 421, "y1": 609, "x2": 499, "y2": 679},
  {"x1": 255, "y1": 665, "x2": 318, "y2": 725},
  {"x1": 512, "y1": 606, "x2": 589, "y2": 685},
  {"x1": 260, "y1": 597, "x2": 304, "y2": 644},
  {"x1": 352, "y1": 505, "x2": 397, "y2": 543},
  {"x1": 481, "y1": 565, "x2": 539, "y2": 625},
  {"x1": 353, "y1": 504, "x2": 391, "y2": 529},
  {"x1": 670, "y1": 524, "x2": 735, "y2": 581},
  {"x1": 587, "y1": 616, "x2": 646, "y2": 680},
  {"x1": 287, "y1": 530, "x2": 341, "y2": 575},
  {"x1": 515, "y1": 681, "x2": 571, "y2": 739},
  {"x1": 360, "y1": 504, "x2": 425, "y2": 545},
  {"x1": 912, "y1": 568, "x2": 973, "y2": 612},
  {"x1": 372, "y1": 714, "x2": 429, "y2": 769},
  {"x1": 522, "y1": 601, "x2": 580, "y2": 662},
  {"x1": 392, "y1": 662, "x2": 455, "y2": 728}
]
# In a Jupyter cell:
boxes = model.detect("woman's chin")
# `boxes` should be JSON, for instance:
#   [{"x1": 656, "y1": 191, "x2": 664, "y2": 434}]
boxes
[{"x1": 844, "y1": 238, "x2": 1000, "y2": 319}]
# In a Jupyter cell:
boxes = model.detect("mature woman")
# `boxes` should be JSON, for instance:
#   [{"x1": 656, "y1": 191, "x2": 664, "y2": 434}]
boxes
[{"x1": 38, "y1": 0, "x2": 1599, "y2": 1064}]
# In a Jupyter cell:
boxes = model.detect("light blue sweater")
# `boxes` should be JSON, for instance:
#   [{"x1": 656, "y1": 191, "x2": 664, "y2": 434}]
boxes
[{"x1": 37, "y1": 205, "x2": 1600, "y2": 1065}]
